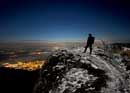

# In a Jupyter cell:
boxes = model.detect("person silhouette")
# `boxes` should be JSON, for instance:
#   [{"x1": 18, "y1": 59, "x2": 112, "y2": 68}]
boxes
[{"x1": 83, "y1": 33, "x2": 95, "y2": 54}]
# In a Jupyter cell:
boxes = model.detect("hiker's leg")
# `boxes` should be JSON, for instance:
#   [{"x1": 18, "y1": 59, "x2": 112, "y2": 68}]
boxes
[
  {"x1": 90, "y1": 45, "x2": 92, "y2": 54},
  {"x1": 83, "y1": 46, "x2": 88, "y2": 53}
]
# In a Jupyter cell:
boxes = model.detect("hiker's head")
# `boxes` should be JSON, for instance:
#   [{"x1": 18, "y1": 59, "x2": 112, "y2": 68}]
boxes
[{"x1": 89, "y1": 33, "x2": 92, "y2": 37}]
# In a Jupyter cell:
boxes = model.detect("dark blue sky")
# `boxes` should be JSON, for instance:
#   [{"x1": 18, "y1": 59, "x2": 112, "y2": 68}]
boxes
[{"x1": 0, "y1": 0, "x2": 130, "y2": 41}]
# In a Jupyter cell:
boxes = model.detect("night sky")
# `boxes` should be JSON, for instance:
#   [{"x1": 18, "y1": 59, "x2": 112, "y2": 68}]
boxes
[{"x1": 0, "y1": 0, "x2": 130, "y2": 41}]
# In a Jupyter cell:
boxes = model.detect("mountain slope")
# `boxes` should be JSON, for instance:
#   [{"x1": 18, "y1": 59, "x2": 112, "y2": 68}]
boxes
[{"x1": 34, "y1": 48, "x2": 130, "y2": 93}]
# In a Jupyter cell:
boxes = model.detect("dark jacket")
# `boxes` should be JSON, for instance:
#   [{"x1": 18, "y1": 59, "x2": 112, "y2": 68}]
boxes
[{"x1": 87, "y1": 36, "x2": 95, "y2": 45}]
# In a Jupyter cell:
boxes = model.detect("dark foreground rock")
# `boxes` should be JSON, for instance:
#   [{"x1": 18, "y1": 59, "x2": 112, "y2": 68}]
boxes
[
  {"x1": 0, "y1": 67, "x2": 40, "y2": 93},
  {"x1": 34, "y1": 48, "x2": 130, "y2": 93}
]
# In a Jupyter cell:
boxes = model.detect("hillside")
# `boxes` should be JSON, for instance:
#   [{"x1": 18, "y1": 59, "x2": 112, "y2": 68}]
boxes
[
  {"x1": 34, "y1": 47, "x2": 130, "y2": 93},
  {"x1": 0, "y1": 67, "x2": 40, "y2": 93}
]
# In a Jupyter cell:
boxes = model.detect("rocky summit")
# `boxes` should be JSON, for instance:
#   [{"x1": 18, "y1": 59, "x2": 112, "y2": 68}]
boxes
[{"x1": 34, "y1": 47, "x2": 130, "y2": 93}]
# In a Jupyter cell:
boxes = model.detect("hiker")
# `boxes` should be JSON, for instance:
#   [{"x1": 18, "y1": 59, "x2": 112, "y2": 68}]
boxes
[{"x1": 83, "y1": 33, "x2": 95, "y2": 54}]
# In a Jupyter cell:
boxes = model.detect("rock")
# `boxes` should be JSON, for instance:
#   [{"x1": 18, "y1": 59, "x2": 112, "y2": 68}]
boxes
[{"x1": 34, "y1": 48, "x2": 130, "y2": 93}]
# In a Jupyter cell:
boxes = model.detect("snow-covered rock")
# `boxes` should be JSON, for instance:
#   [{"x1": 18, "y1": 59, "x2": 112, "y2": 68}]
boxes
[{"x1": 34, "y1": 48, "x2": 130, "y2": 93}]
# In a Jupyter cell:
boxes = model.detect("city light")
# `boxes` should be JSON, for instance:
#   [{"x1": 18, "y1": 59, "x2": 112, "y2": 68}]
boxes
[
  {"x1": 2, "y1": 61, "x2": 45, "y2": 71},
  {"x1": 53, "y1": 46, "x2": 60, "y2": 51}
]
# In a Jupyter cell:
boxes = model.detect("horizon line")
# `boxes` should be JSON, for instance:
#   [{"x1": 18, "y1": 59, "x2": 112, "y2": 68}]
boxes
[{"x1": 0, "y1": 39, "x2": 129, "y2": 43}]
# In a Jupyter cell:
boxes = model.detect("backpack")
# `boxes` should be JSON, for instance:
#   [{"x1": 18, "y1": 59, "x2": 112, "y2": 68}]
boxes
[{"x1": 92, "y1": 37, "x2": 95, "y2": 44}]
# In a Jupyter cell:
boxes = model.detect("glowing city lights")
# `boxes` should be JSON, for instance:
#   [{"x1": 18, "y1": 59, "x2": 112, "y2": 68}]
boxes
[{"x1": 2, "y1": 61, "x2": 45, "y2": 71}]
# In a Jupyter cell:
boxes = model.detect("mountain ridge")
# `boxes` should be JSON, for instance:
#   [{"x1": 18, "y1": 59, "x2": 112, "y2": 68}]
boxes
[{"x1": 34, "y1": 47, "x2": 130, "y2": 93}]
